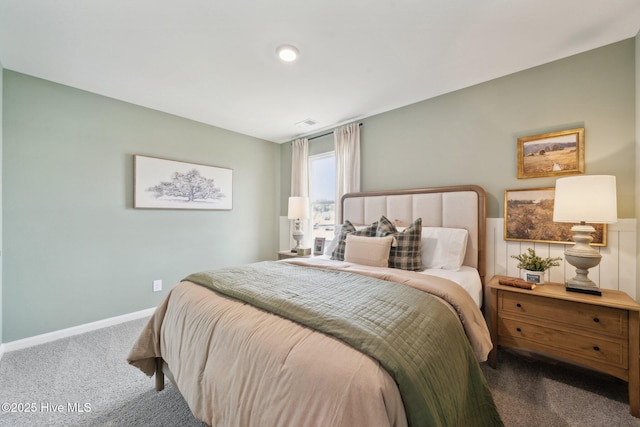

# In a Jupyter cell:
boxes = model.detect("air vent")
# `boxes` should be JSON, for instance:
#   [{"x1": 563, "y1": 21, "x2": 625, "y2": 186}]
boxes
[{"x1": 295, "y1": 118, "x2": 318, "y2": 127}]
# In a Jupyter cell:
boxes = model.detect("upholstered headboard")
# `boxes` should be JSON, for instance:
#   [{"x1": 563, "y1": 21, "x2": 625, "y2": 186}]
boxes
[{"x1": 341, "y1": 185, "x2": 487, "y2": 282}]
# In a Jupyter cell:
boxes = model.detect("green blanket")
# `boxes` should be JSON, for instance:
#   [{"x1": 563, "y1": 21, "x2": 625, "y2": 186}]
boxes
[{"x1": 185, "y1": 261, "x2": 502, "y2": 427}]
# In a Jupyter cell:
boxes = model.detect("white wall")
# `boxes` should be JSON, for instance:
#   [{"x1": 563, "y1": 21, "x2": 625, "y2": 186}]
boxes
[{"x1": 280, "y1": 218, "x2": 638, "y2": 300}]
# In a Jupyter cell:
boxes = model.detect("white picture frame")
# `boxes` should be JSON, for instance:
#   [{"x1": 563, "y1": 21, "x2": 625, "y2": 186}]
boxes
[
  {"x1": 314, "y1": 237, "x2": 326, "y2": 255},
  {"x1": 134, "y1": 155, "x2": 232, "y2": 210}
]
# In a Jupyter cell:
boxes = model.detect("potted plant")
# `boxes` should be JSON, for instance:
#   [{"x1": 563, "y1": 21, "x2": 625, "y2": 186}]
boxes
[{"x1": 511, "y1": 248, "x2": 562, "y2": 284}]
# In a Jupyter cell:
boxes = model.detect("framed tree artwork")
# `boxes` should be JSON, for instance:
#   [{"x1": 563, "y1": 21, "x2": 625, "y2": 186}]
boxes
[
  {"x1": 134, "y1": 155, "x2": 233, "y2": 210},
  {"x1": 517, "y1": 128, "x2": 585, "y2": 179},
  {"x1": 504, "y1": 187, "x2": 606, "y2": 246}
]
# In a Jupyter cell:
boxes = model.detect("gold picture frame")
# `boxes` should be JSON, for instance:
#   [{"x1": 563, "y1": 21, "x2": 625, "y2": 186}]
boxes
[
  {"x1": 504, "y1": 187, "x2": 606, "y2": 246},
  {"x1": 517, "y1": 128, "x2": 585, "y2": 179}
]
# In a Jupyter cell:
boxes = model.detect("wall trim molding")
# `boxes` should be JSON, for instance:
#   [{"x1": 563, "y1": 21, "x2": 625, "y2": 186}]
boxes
[{"x1": 0, "y1": 307, "x2": 156, "y2": 357}]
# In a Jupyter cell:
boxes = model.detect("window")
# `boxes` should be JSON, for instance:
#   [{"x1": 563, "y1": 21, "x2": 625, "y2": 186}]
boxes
[{"x1": 309, "y1": 152, "x2": 336, "y2": 241}]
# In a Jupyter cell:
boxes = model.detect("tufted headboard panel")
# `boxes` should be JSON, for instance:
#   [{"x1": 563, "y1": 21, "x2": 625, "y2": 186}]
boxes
[{"x1": 341, "y1": 185, "x2": 487, "y2": 282}]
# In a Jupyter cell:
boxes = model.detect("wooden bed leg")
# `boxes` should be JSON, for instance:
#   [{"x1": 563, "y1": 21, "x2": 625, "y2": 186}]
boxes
[{"x1": 155, "y1": 357, "x2": 165, "y2": 391}]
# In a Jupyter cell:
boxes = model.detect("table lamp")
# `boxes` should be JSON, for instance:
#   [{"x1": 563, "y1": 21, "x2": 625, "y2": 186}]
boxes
[
  {"x1": 288, "y1": 196, "x2": 309, "y2": 253},
  {"x1": 553, "y1": 175, "x2": 617, "y2": 295}
]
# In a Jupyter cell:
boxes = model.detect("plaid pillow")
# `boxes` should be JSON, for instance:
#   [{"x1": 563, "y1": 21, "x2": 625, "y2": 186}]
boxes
[
  {"x1": 331, "y1": 220, "x2": 378, "y2": 260},
  {"x1": 377, "y1": 216, "x2": 423, "y2": 271}
]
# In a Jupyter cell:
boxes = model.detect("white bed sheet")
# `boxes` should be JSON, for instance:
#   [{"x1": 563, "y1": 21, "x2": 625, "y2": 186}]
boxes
[
  {"x1": 302, "y1": 255, "x2": 483, "y2": 308},
  {"x1": 418, "y1": 266, "x2": 483, "y2": 308}
]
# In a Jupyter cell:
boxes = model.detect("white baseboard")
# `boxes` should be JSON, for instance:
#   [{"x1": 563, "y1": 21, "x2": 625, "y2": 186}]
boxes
[{"x1": 0, "y1": 307, "x2": 156, "y2": 356}]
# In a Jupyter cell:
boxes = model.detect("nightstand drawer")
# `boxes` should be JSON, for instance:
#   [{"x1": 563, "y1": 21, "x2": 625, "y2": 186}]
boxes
[
  {"x1": 489, "y1": 275, "x2": 640, "y2": 418},
  {"x1": 498, "y1": 316, "x2": 627, "y2": 369},
  {"x1": 500, "y1": 291, "x2": 627, "y2": 338}
]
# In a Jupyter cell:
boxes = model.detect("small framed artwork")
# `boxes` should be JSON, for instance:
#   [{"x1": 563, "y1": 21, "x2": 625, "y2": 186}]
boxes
[
  {"x1": 314, "y1": 237, "x2": 326, "y2": 255},
  {"x1": 523, "y1": 271, "x2": 544, "y2": 285},
  {"x1": 504, "y1": 187, "x2": 606, "y2": 246},
  {"x1": 134, "y1": 155, "x2": 232, "y2": 210},
  {"x1": 517, "y1": 128, "x2": 585, "y2": 179}
]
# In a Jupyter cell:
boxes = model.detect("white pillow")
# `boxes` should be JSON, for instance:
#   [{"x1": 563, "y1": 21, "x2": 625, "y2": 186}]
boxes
[
  {"x1": 324, "y1": 224, "x2": 343, "y2": 255},
  {"x1": 421, "y1": 227, "x2": 469, "y2": 271},
  {"x1": 344, "y1": 235, "x2": 394, "y2": 267}
]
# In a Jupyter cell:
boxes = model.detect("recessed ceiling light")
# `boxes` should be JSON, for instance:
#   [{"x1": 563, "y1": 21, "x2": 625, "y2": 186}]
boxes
[{"x1": 276, "y1": 45, "x2": 299, "y2": 62}]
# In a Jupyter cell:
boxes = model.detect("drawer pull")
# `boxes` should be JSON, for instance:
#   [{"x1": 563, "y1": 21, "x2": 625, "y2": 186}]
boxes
[
  {"x1": 593, "y1": 317, "x2": 600, "y2": 323},
  {"x1": 516, "y1": 303, "x2": 522, "y2": 308},
  {"x1": 593, "y1": 346, "x2": 600, "y2": 351},
  {"x1": 516, "y1": 327, "x2": 522, "y2": 332}
]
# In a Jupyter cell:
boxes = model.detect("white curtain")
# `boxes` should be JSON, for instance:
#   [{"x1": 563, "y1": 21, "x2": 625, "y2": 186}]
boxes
[
  {"x1": 334, "y1": 123, "x2": 361, "y2": 223},
  {"x1": 290, "y1": 138, "x2": 311, "y2": 247},
  {"x1": 291, "y1": 138, "x2": 309, "y2": 197}
]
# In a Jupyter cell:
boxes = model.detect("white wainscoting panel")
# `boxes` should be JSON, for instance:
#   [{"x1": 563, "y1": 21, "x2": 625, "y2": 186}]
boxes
[
  {"x1": 486, "y1": 218, "x2": 637, "y2": 300},
  {"x1": 279, "y1": 216, "x2": 638, "y2": 300}
]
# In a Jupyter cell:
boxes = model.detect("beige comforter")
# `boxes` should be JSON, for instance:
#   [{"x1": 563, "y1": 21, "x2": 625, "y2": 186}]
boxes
[{"x1": 128, "y1": 258, "x2": 495, "y2": 427}]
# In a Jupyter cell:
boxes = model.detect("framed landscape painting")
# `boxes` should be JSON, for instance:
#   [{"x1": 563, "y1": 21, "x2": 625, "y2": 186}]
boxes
[
  {"x1": 504, "y1": 187, "x2": 606, "y2": 246},
  {"x1": 517, "y1": 128, "x2": 585, "y2": 179},
  {"x1": 134, "y1": 155, "x2": 232, "y2": 210}
]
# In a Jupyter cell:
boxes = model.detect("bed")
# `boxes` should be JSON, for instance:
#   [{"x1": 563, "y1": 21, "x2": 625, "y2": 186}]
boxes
[{"x1": 128, "y1": 185, "x2": 503, "y2": 427}]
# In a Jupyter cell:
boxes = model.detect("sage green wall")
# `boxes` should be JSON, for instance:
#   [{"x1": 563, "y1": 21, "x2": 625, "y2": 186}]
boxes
[
  {"x1": 3, "y1": 71, "x2": 279, "y2": 342},
  {"x1": 0, "y1": 63, "x2": 3, "y2": 346},
  {"x1": 280, "y1": 39, "x2": 636, "y2": 219}
]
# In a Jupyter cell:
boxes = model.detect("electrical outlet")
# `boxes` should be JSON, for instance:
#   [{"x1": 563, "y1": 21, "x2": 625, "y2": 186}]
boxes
[{"x1": 152, "y1": 279, "x2": 162, "y2": 292}]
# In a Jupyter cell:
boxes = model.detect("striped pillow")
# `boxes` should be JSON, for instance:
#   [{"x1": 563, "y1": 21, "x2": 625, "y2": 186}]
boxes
[
  {"x1": 331, "y1": 220, "x2": 378, "y2": 261},
  {"x1": 377, "y1": 216, "x2": 423, "y2": 271}
]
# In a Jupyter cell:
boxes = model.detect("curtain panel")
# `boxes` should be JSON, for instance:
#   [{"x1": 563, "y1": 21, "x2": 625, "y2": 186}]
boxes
[
  {"x1": 291, "y1": 138, "x2": 309, "y2": 197},
  {"x1": 290, "y1": 138, "x2": 311, "y2": 248},
  {"x1": 334, "y1": 123, "x2": 361, "y2": 222}
]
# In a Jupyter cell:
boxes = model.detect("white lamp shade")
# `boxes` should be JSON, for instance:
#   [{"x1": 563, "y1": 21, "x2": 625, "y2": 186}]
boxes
[
  {"x1": 288, "y1": 196, "x2": 309, "y2": 219},
  {"x1": 553, "y1": 175, "x2": 617, "y2": 224}
]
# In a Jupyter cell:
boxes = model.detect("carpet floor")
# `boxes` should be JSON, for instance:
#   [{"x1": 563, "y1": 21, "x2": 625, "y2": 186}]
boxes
[{"x1": 0, "y1": 317, "x2": 639, "y2": 426}]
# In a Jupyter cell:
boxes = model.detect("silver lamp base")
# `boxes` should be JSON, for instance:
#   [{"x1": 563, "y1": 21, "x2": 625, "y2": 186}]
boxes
[{"x1": 564, "y1": 224, "x2": 602, "y2": 296}]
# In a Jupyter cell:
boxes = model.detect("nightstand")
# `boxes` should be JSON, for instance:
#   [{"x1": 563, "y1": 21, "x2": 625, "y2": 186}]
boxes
[
  {"x1": 488, "y1": 275, "x2": 640, "y2": 417},
  {"x1": 277, "y1": 250, "x2": 314, "y2": 260}
]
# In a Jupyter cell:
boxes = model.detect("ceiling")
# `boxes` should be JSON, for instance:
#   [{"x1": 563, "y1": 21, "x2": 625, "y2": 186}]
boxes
[{"x1": 1, "y1": 1, "x2": 639, "y2": 143}]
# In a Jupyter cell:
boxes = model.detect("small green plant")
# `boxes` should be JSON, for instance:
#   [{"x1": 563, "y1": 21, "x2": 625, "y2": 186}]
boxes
[{"x1": 511, "y1": 248, "x2": 562, "y2": 272}]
